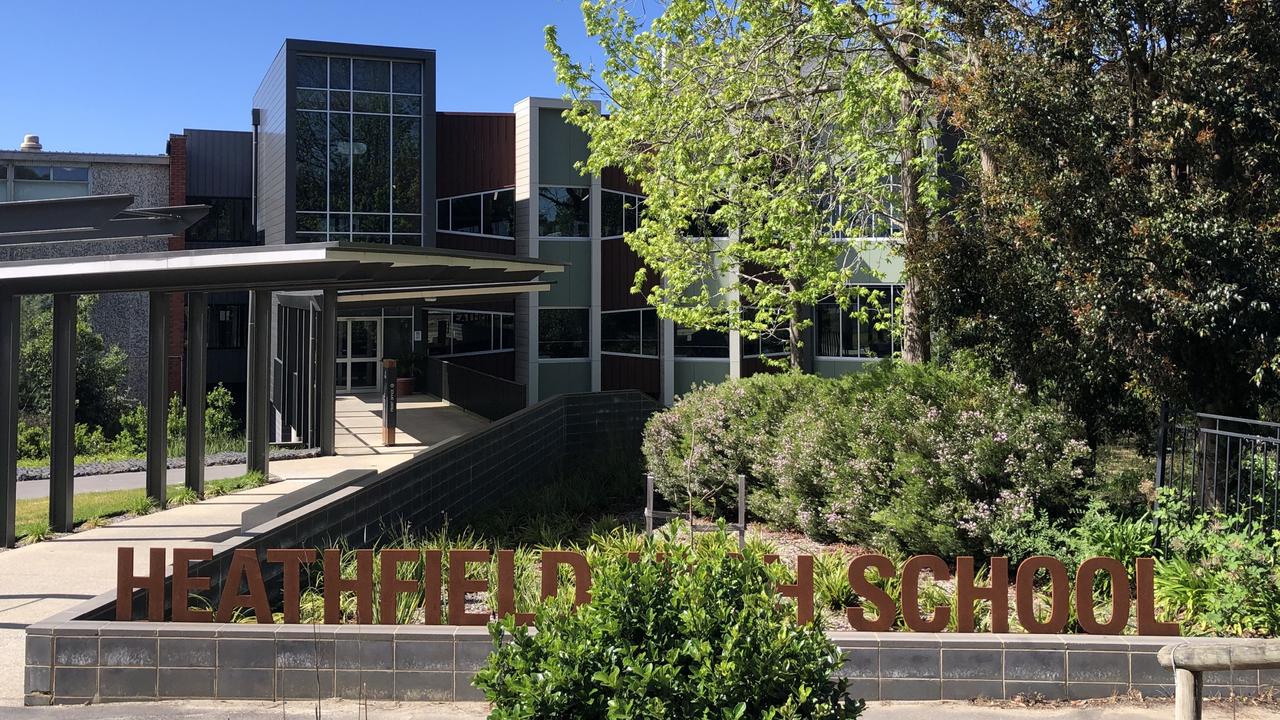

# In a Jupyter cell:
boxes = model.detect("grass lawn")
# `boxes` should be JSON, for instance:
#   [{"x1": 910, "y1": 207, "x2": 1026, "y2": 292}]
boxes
[{"x1": 13, "y1": 471, "x2": 266, "y2": 543}]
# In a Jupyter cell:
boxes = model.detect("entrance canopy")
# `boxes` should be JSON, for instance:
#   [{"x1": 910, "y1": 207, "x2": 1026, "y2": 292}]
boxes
[{"x1": 0, "y1": 241, "x2": 561, "y2": 296}]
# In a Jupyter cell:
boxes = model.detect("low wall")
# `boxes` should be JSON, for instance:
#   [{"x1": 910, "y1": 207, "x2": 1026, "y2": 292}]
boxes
[{"x1": 23, "y1": 623, "x2": 1278, "y2": 705}]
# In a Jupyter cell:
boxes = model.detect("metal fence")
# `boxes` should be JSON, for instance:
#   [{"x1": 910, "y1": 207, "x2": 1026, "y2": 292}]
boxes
[{"x1": 1156, "y1": 407, "x2": 1280, "y2": 531}]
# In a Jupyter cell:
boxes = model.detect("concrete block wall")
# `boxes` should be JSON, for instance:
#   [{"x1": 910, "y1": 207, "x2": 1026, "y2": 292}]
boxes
[{"x1": 26, "y1": 623, "x2": 1278, "y2": 705}]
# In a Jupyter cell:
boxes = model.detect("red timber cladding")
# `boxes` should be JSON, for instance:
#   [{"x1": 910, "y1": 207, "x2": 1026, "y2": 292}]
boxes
[
  {"x1": 166, "y1": 134, "x2": 187, "y2": 398},
  {"x1": 436, "y1": 112, "x2": 515, "y2": 197},
  {"x1": 602, "y1": 353, "x2": 660, "y2": 399},
  {"x1": 601, "y1": 165, "x2": 642, "y2": 194},
  {"x1": 601, "y1": 238, "x2": 655, "y2": 311}
]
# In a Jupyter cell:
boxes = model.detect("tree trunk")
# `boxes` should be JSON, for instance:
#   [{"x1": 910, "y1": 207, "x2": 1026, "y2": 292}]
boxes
[{"x1": 899, "y1": 84, "x2": 931, "y2": 364}]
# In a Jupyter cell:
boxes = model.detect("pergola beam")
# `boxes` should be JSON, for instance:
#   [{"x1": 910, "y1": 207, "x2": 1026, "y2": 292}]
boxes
[
  {"x1": 0, "y1": 290, "x2": 18, "y2": 548},
  {"x1": 185, "y1": 293, "x2": 208, "y2": 495},
  {"x1": 146, "y1": 292, "x2": 169, "y2": 506},
  {"x1": 49, "y1": 294, "x2": 77, "y2": 532}
]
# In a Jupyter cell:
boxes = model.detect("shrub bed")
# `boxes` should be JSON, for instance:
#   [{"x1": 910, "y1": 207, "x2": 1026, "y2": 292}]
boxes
[{"x1": 644, "y1": 363, "x2": 1091, "y2": 558}]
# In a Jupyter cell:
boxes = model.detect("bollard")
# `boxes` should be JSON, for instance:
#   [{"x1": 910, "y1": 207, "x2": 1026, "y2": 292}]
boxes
[{"x1": 382, "y1": 359, "x2": 397, "y2": 446}]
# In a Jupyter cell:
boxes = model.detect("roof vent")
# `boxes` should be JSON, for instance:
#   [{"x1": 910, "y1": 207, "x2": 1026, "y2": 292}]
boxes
[{"x1": 19, "y1": 134, "x2": 42, "y2": 152}]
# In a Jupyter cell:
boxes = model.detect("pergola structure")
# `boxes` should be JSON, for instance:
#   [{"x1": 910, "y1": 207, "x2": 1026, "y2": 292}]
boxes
[{"x1": 0, "y1": 195, "x2": 562, "y2": 547}]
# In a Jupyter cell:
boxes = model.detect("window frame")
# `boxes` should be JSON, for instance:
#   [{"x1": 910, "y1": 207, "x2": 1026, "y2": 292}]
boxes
[
  {"x1": 538, "y1": 306, "x2": 591, "y2": 360},
  {"x1": 537, "y1": 185, "x2": 592, "y2": 239},
  {"x1": 422, "y1": 308, "x2": 515, "y2": 357},
  {"x1": 601, "y1": 307, "x2": 659, "y2": 358},
  {"x1": 814, "y1": 284, "x2": 903, "y2": 360},
  {"x1": 434, "y1": 188, "x2": 516, "y2": 240}
]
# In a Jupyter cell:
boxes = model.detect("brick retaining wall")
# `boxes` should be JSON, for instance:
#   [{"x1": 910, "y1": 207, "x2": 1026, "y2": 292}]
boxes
[{"x1": 23, "y1": 623, "x2": 1278, "y2": 705}]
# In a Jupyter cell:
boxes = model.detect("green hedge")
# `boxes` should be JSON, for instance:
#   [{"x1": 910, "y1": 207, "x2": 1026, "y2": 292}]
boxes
[{"x1": 643, "y1": 362, "x2": 1091, "y2": 558}]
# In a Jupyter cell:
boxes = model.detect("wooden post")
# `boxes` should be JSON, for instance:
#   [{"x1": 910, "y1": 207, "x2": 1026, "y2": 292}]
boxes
[{"x1": 1174, "y1": 668, "x2": 1202, "y2": 720}]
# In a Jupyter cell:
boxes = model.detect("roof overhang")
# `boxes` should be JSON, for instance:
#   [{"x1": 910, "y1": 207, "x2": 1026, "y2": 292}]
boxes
[
  {"x1": 0, "y1": 242, "x2": 564, "y2": 296},
  {"x1": 0, "y1": 194, "x2": 209, "y2": 243}
]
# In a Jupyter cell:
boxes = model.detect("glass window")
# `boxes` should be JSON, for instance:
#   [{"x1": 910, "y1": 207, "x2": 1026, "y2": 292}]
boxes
[
  {"x1": 296, "y1": 111, "x2": 327, "y2": 212},
  {"x1": 815, "y1": 285, "x2": 902, "y2": 358},
  {"x1": 436, "y1": 199, "x2": 449, "y2": 230},
  {"x1": 353, "y1": 59, "x2": 390, "y2": 92},
  {"x1": 392, "y1": 61, "x2": 422, "y2": 94},
  {"x1": 352, "y1": 114, "x2": 390, "y2": 214},
  {"x1": 297, "y1": 89, "x2": 326, "y2": 110},
  {"x1": 674, "y1": 325, "x2": 729, "y2": 358},
  {"x1": 425, "y1": 311, "x2": 452, "y2": 355},
  {"x1": 209, "y1": 303, "x2": 246, "y2": 349},
  {"x1": 51, "y1": 167, "x2": 88, "y2": 182},
  {"x1": 602, "y1": 191, "x2": 624, "y2": 237},
  {"x1": 393, "y1": 95, "x2": 422, "y2": 115},
  {"x1": 450, "y1": 195, "x2": 482, "y2": 234},
  {"x1": 602, "y1": 308, "x2": 658, "y2": 357},
  {"x1": 483, "y1": 189, "x2": 514, "y2": 237},
  {"x1": 453, "y1": 313, "x2": 493, "y2": 354},
  {"x1": 538, "y1": 187, "x2": 590, "y2": 237},
  {"x1": 328, "y1": 113, "x2": 351, "y2": 212},
  {"x1": 499, "y1": 313, "x2": 514, "y2": 349},
  {"x1": 353, "y1": 92, "x2": 390, "y2": 114},
  {"x1": 14, "y1": 166, "x2": 51, "y2": 181},
  {"x1": 393, "y1": 117, "x2": 421, "y2": 214},
  {"x1": 186, "y1": 197, "x2": 254, "y2": 246},
  {"x1": 297, "y1": 55, "x2": 327, "y2": 88},
  {"x1": 624, "y1": 197, "x2": 640, "y2": 233},
  {"x1": 329, "y1": 90, "x2": 351, "y2": 111},
  {"x1": 539, "y1": 308, "x2": 589, "y2": 358},
  {"x1": 329, "y1": 57, "x2": 350, "y2": 89}
]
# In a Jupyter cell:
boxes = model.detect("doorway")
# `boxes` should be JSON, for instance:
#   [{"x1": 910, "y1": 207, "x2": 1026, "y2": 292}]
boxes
[{"x1": 337, "y1": 317, "x2": 380, "y2": 393}]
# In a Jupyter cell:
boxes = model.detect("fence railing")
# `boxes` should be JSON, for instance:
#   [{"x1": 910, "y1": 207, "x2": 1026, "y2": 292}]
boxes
[
  {"x1": 1156, "y1": 406, "x2": 1280, "y2": 531},
  {"x1": 422, "y1": 356, "x2": 526, "y2": 421}
]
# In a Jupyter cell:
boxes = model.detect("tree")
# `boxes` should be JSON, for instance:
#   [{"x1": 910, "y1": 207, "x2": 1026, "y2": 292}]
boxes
[
  {"x1": 547, "y1": 0, "x2": 947, "y2": 366},
  {"x1": 929, "y1": 0, "x2": 1280, "y2": 421},
  {"x1": 18, "y1": 294, "x2": 133, "y2": 434}
]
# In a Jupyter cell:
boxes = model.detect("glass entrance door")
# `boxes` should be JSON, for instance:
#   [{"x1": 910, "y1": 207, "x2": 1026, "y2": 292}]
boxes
[{"x1": 336, "y1": 318, "x2": 381, "y2": 393}]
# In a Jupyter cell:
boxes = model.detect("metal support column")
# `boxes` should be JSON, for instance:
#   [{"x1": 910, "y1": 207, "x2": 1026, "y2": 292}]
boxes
[
  {"x1": 185, "y1": 293, "x2": 208, "y2": 495},
  {"x1": 317, "y1": 289, "x2": 337, "y2": 456},
  {"x1": 146, "y1": 292, "x2": 169, "y2": 506},
  {"x1": 246, "y1": 289, "x2": 271, "y2": 475},
  {"x1": 0, "y1": 291, "x2": 19, "y2": 548},
  {"x1": 50, "y1": 294, "x2": 77, "y2": 532}
]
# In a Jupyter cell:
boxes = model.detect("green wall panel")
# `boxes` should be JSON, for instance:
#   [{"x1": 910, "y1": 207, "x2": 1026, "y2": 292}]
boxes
[
  {"x1": 539, "y1": 361, "x2": 592, "y2": 400},
  {"x1": 538, "y1": 108, "x2": 591, "y2": 187},
  {"x1": 538, "y1": 240, "x2": 593, "y2": 307},
  {"x1": 673, "y1": 360, "x2": 730, "y2": 398}
]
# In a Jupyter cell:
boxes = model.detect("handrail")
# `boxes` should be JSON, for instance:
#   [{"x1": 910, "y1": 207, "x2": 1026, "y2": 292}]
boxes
[
  {"x1": 423, "y1": 356, "x2": 525, "y2": 420},
  {"x1": 1158, "y1": 641, "x2": 1280, "y2": 719}
]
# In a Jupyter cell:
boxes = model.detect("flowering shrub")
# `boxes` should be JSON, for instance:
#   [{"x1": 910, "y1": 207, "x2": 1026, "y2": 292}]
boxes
[{"x1": 644, "y1": 362, "x2": 1091, "y2": 557}]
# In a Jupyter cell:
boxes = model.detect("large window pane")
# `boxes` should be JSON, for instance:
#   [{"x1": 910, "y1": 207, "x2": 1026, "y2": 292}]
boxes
[
  {"x1": 602, "y1": 191, "x2": 624, "y2": 237},
  {"x1": 674, "y1": 325, "x2": 729, "y2": 358},
  {"x1": 500, "y1": 314, "x2": 514, "y2": 349},
  {"x1": 539, "y1": 308, "x2": 589, "y2": 358},
  {"x1": 328, "y1": 113, "x2": 351, "y2": 212},
  {"x1": 641, "y1": 309, "x2": 659, "y2": 356},
  {"x1": 352, "y1": 114, "x2": 390, "y2": 213},
  {"x1": 816, "y1": 303, "x2": 841, "y2": 357},
  {"x1": 329, "y1": 57, "x2": 350, "y2": 89},
  {"x1": 393, "y1": 61, "x2": 422, "y2": 94},
  {"x1": 425, "y1": 311, "x2": 452, "y2": 355},
  {"x1": 538, "y1": 187, "x2": 590, "y2": 237},
  {"x1": 602, "y1": 310, "x2": 641, "y2": 354},
  {"x1": 450, "y1": 195, "x2": 481, "y2": 234},
  {"x1": 453, "y1": 313, "x2": 493, "y2": 354},
  {"x1": 393, "y1": 116, "x2": 421, "y2": 214},
  {"x1": 483, "y1": 189, "x2": 514, "y2": 237},
  {"x1": 14, "y1": 166, "x2": 50, "y2": 180},
  {"x1": 296, "y1": 111, "x2": 327, "y2": 212},
  {"x1": 352, "y1": 59, "x2": 390, "y2": 91},
  {"x1": 51, "y1": 167, "x2": 88, "y2": 182},
  {"x1": 297, "y1": 55, "x2": 327, "y2": 88}
]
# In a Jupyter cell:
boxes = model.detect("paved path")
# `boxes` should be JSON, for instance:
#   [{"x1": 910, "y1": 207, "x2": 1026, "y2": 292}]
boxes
[
  {"x1": 0, "y1": 699, "x2": 1273, "y2": 719},
  {"x1": 0, "y1": 395, "x2": 487, "y2": 708},
  {"x1": 15, "y1": 465, "x2": 248, "y2": 500}
]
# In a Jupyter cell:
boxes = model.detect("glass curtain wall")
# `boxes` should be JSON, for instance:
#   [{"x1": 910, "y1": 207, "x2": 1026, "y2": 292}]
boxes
[{"x1": 295, "y1": 54, "x2": 423, "y2": 245}]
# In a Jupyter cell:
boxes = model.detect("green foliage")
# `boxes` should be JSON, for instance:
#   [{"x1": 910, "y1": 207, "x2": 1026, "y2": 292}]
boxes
[
  {"x1": 1066, "y1": 502, "x2": 1156, "y2": 577},
  {"x1": 1153, "y1": 493, "x2": 1280, "y2": 637},
  {"x1": 205, "y1": 471, "x2": 267, "y2": 498},
  {"x1": 930, "y1": 0, "x2": 1280, "y2": 425},
  {"x1": 20, "y1": 522, "x2": 53, "y2": 545},
  {"x1": 18, "y1": 294, "x2": 132, "y2": 433},
  {"x1": 204, "y1": 384, "x2": 239, "y2": 443},
  {"x1": 167, "y1": 487, "x2": 200, "y2": 508},
  {"x1": 547, "y1": 0, "x2": 946, "y2": 365},
  {"x1": 16, "y1": 422, "x2": 49, "y2": 461},
  {"x1": 128, "y1": 495, "x2": 159, "y2": 517},
  {"x1": 645, "y1": 363, "x2": 1091, "y2": 557},
  {"x1": 475, "y1": 531, "x2": 865, "y2": 719}
]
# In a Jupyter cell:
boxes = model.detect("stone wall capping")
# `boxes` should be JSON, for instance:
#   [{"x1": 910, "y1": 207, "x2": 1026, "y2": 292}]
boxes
[
  {"x1": 52, "y1": 621, "x2": 106, "y2": 637},
  {"x1": 155, "y1": 622, "x2": 220, "y2": 638},
  {"x1": 214, "y1": 623, "x2": 278, "y2": 638},
  {"x1": 100, "y1": 622, "x2": 162, "y2": 637}
]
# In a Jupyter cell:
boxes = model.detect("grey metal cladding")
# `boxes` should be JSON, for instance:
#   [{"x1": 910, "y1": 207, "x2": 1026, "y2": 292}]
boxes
[
  {"x1": 253, "y1": 42, "x2": 289, "y2": 245},
  {"x1": 186, "y1": 130, "x2": 254, "y2": 198}
]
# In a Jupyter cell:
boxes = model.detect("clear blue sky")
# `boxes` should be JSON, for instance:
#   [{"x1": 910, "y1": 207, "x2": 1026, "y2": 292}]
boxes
[{"x1": 1, "y1": 0, "x2": 604, "y2": 155}]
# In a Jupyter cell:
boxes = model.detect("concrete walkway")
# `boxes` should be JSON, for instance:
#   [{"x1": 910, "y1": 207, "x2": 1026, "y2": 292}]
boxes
[
  {"x1": 0, "y1": 394, "x2": 488, "y2": 707},
  {"x1": 0, "y1": 699, "x2": 1273, "y2": 719}
]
